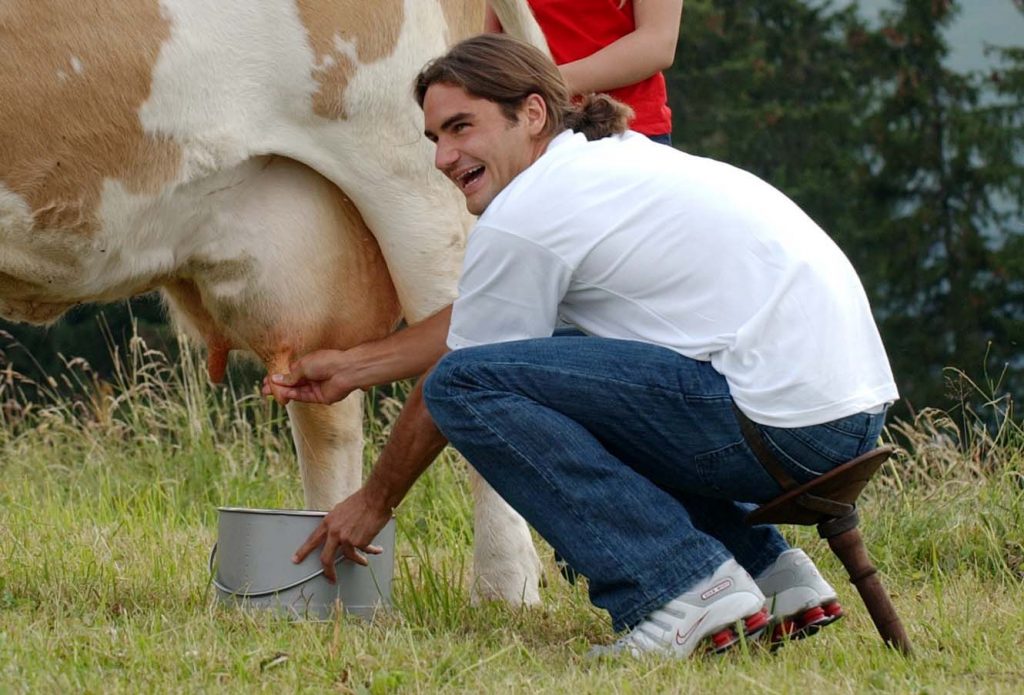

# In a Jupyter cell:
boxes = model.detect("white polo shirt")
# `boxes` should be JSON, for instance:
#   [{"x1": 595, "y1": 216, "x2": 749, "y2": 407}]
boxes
[{"x1": 447, "y1": 130, "x2": 898, "y2": 427}]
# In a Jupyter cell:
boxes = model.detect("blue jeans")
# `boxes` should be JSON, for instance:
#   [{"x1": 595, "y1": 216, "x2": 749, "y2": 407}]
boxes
[{"x1": 423, "y1": 337, "x2": 886, "y2": 630}]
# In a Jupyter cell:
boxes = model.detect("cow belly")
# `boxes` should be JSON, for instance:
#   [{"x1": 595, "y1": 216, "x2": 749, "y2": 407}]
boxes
[{"x1": 164, "y1": 156, "x2": 400, "y2": 507}]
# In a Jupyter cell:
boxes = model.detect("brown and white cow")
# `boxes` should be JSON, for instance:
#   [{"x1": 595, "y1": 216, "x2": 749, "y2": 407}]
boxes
[{"x1": 0, "y1": 0, "x2": 549, "y2": 604}]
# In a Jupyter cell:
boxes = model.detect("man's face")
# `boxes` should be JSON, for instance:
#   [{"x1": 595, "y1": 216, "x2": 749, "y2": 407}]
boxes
[{"x1": 423, "y1": 83, "x2": 547, "y2": 215}]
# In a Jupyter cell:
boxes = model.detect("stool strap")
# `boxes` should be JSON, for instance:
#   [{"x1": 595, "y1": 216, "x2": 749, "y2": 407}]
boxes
[
  {"x1": 732, "y1": 402, "x2": 800, "y2": 492},
  {"x1": 797, "y1": 493, "x2": 854, "y2": 518}
]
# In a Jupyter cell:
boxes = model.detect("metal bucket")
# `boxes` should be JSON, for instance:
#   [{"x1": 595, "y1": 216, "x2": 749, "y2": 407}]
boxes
[{"x1": 211, "y1": 507, "x2": 395, "y2": 620}]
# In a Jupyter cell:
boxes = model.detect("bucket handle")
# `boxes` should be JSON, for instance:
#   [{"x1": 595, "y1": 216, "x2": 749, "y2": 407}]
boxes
[{"x1": 208, "y1": 543, "x2": 378, "y2": 599}]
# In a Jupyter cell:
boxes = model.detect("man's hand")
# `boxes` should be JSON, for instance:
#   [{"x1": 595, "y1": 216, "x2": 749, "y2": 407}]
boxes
[
  {"x1": 293, "y1": 488, "x2": 393, "y2": 582},
  {"x1": 262, "y1": 349, "x2": 357, "y2": 405}
]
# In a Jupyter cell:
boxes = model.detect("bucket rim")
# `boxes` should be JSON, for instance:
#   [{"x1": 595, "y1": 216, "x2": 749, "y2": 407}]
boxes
[{"x1": 217, "y1": 506, "x2": 327, "y2": 517}]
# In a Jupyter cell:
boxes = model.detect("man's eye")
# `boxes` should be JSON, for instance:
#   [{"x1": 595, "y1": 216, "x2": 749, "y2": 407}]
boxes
[{"x1": 453, "y1": 123, "x2": 468, "y2": 133}]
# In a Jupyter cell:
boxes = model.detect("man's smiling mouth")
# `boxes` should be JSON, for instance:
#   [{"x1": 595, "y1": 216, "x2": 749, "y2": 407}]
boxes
[{"x1": 456, "y1": 165, "x2": 485, "y2": 190}]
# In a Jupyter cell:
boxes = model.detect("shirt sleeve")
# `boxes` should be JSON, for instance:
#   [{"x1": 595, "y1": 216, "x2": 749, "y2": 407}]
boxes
[{"x1": 447, "y1": 226, "x2": 574, "y2": 350}]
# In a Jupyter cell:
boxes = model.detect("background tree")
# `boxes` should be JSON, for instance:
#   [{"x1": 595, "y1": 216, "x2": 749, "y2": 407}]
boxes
[{"x1": 859, "y1": 0, "x2": 1023, "y2": 416}]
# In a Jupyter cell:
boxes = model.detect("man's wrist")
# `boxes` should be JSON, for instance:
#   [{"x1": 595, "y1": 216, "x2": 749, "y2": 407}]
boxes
[
  {"x1": 361, "y1": 475, "x2": 406, "y2": 517},
  {"x1": 344, "y1": 340, "x2": 397, "y2": 391}
]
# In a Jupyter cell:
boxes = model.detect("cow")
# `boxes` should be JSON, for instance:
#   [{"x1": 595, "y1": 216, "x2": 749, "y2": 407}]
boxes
[{"x1": 0, "y1": 0, "x2": 549, "y2": 604}]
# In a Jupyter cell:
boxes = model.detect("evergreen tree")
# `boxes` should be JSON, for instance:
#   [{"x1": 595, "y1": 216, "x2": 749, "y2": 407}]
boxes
[{"x1": 859, "y1": 0, "x2": 1023, "y2": 413}]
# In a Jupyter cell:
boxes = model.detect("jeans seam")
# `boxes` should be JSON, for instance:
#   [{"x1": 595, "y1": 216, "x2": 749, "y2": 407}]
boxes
[
  {"x1": 684, "y1": 394, "x2": 733, "y2": 403},
  {"x1": 759, "y1": 431, "x2": 818, "y2": 480}
]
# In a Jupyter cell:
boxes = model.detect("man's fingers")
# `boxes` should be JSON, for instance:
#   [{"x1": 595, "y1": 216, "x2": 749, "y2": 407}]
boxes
[
  {"x1": 318, "y1": 540, "x2": 375, "y2": 581},
  {"x1": 293, "y1": 524, "x2": 326, "y2": 564},
  {"x1": 271, "y1": 370, "x2": 303, "y2": 387},
  {"x1": 261, "y1": 376, "x2": 291, "y2": 406},
  {"x1": 345, "y1": 546, "x2": 370, "y2": 567},
  {"x1": 265, "y1": 378, "x2": 327, "y2": 406},
  {"x1": 321, "y1": 540, "x2": 339, "y2": 583}
]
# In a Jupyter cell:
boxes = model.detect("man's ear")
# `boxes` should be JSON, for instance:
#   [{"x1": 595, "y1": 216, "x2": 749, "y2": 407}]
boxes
[{"x1": 523, "y1": 93, "x2": 548, "y2": 136}]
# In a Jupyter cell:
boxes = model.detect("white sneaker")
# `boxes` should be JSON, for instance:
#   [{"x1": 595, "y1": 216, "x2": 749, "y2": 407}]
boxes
[
  {"x1": 755, "y1": 548, "x2": 843, "y2": 645},
  {"x1": 589, "y1": 559, "x2": 769, "y2": 659}
]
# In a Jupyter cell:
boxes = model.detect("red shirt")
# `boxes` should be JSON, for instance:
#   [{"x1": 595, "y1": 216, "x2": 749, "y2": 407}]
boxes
[{"x1": 528, "y1": 0, "x2": 673, "y2": 136}]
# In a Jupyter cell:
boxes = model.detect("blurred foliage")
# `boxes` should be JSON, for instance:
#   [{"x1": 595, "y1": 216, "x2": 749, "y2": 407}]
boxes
[{"x1": 0, "y1": 295, "x2": 181, "y2": 401}]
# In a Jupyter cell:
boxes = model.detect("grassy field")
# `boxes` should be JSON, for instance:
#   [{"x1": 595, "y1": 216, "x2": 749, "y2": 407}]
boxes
[{"x1": 2, "y1": 335, "x2": 1023, "y2": 693}]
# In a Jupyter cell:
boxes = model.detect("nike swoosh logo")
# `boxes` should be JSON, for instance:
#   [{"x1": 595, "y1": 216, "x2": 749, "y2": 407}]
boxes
[{"x1": 675, "y1": 611, "x2": 709, "y2": 646}]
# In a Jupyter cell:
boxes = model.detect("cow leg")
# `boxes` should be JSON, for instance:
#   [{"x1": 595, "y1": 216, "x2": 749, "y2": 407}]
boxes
[
  {"x1": 468, "y1": 468, "x2": 543, "y2": 605},
  {"x1": 286, "y1": 398, "x2": 364, "y2": 510},
  {"x1": 169, "y1": 155, "x2": 541, "y2": 601}
]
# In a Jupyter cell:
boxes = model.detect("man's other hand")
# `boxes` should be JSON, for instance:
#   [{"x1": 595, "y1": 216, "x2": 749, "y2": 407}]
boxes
[{"x1": 292, "y1": 488, "x2": 392, "y2": 582}]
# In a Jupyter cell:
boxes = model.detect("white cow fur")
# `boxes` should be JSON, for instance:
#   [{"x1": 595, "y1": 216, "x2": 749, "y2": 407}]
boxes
[{"x1": 0, "y1": 0, "x2": 547, "y2": 605}]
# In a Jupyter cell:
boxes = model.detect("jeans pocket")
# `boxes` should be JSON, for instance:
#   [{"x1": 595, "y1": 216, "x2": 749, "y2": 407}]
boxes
[
  {"x1": 694, "y1": 440, "x2": 785, "y2": 503},
  {"x1": 759, "y1": 414, "x2": 881, "y2": 483}
]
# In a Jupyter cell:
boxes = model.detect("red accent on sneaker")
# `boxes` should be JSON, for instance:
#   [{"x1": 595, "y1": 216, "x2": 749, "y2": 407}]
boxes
[
  {"x1": 799, "y1": 605, "x2": 827, "y2": 629},
  {"x1": 709, "y1": 627, "x2": 739, "y2": 652},
  {"x1": 770, "y1": 602, "x2": 846, "y2": 648},
  {"x1": 773, "y1": 618, "x2": 799, "y2": 643},
  {"x1": 744, "y1": 609, "x2": 770, "y2": 635},
  {"x1": 823, "y1": 601, "x2": 844, "y2": 620}
]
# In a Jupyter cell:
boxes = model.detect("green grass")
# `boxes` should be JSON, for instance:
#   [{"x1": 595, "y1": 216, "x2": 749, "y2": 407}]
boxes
[{"x1": 2, "y1": 337, "x2": 1023, "y2": 693}]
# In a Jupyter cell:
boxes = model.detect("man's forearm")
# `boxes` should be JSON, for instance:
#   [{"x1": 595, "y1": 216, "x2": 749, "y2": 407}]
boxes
[
  {"x1": 346, "y1": 305, "x2": 453, "y2": 390},
  {"x1": 362, "y1": 375, "x2": 449, "y2": 512}
]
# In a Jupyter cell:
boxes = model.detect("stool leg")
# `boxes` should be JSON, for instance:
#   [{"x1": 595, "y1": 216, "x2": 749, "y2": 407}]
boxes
[{"x1": 827, "y1": 527, "x2": 912, "y2": 654}]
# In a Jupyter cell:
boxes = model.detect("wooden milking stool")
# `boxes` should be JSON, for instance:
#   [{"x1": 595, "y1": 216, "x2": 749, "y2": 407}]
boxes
[{"x1": 735, "y1": 408, "x2": 912, "y2": 654}]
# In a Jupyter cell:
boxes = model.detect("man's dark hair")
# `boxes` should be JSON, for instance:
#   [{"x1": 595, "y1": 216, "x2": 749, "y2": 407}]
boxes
[{"x1": 414, "y1": 34, "x2": 632, "y2": 141}]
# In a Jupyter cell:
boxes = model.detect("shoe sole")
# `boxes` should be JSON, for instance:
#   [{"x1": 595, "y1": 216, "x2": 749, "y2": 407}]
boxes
[
  {"x1": 769, "y1": 600, "x2": 843, "y2": 649},
  {"x1": 707, "y1": 608, "x2": 771, "y2": 654}
]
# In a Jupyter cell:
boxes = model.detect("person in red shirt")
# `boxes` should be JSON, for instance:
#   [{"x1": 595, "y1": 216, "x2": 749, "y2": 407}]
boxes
[{"x1": 486, "y1": 0, "x2": 683, "y2": 144}]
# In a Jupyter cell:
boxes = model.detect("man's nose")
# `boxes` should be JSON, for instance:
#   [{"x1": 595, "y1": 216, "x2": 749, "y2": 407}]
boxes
[{"x1": 434, "y1": 139, "x2": 458, "y2": 171}]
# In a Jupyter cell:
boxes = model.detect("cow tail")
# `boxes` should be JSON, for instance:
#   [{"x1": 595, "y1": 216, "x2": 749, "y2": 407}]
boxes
[{"x1": 487, "y1": 0, "x2": 551, "y2": 57}]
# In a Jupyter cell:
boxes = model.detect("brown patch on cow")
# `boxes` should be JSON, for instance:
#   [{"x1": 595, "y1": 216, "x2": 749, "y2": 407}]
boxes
[
  {"x1": 296, "y1": 0, "x2": 405, "y2": 120},
  {"x1": 439, "y1": 0, "x2": 487, "y2": 43},
  {"x1": 0, "y1": 2, "x2": 181, "y2": 237}
]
